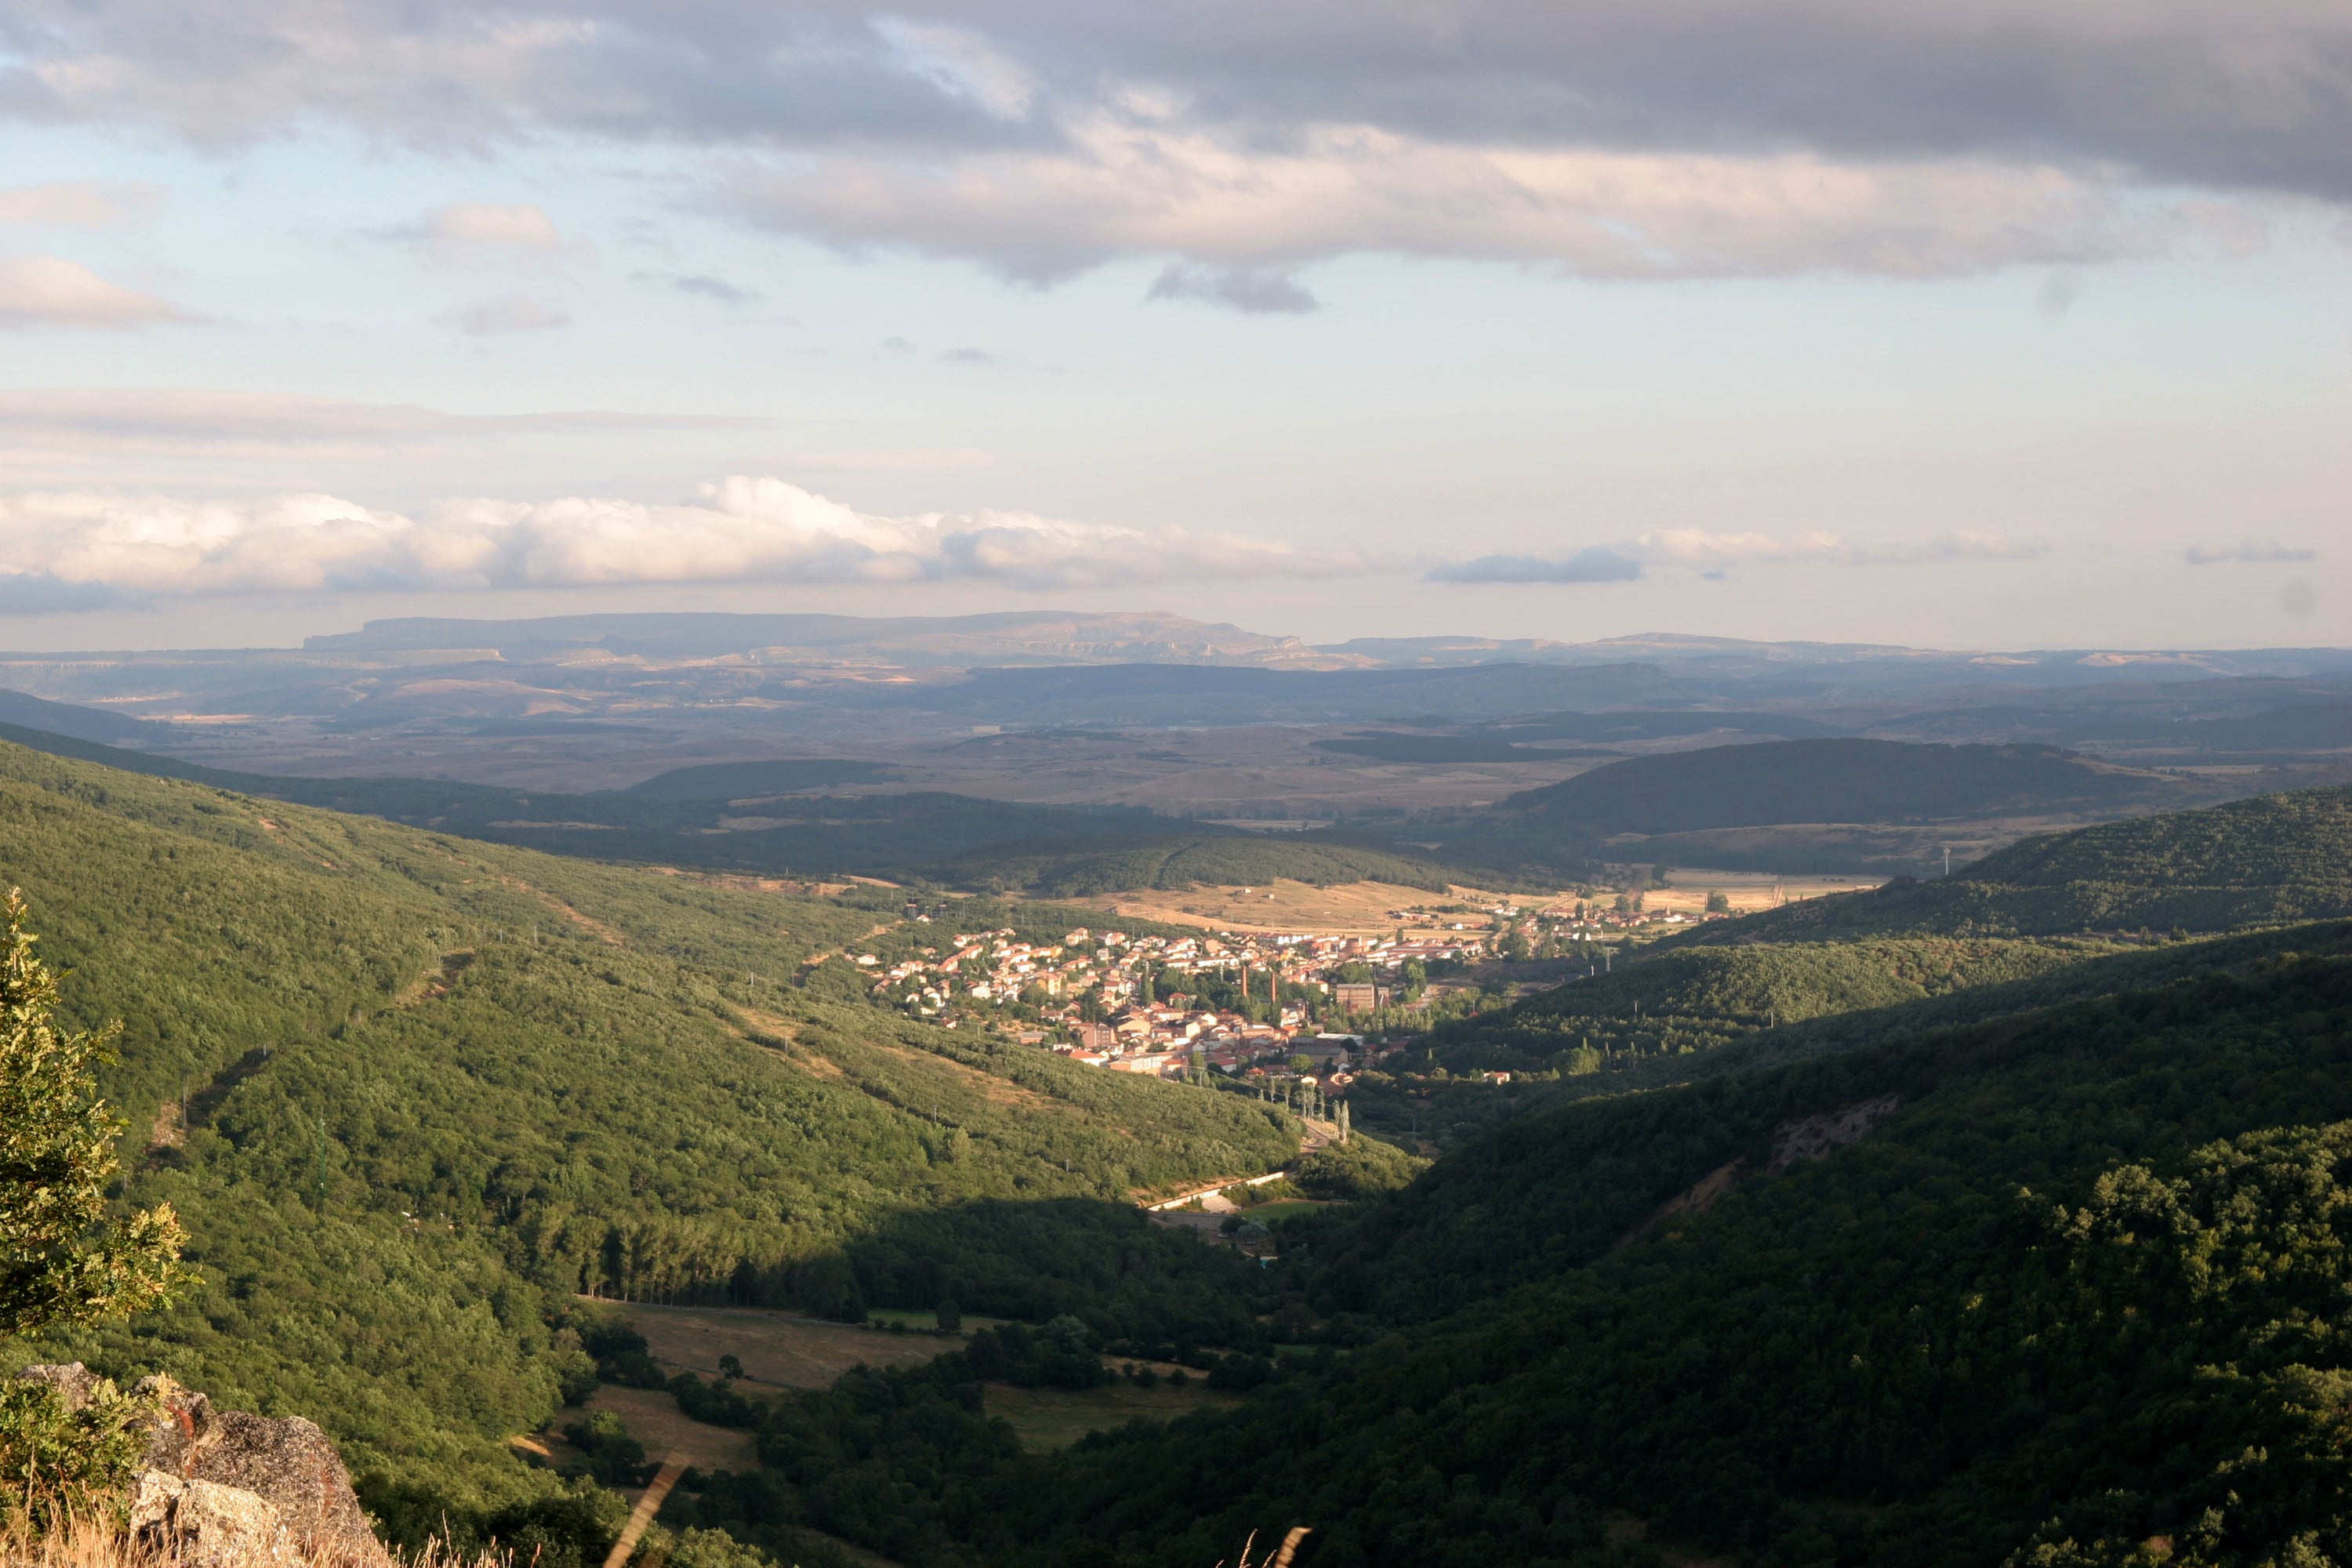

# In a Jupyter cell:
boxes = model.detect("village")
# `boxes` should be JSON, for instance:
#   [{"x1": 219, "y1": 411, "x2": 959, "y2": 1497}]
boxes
[{"x1": 842, "y1": 884, "x2": 1742, "y2": 1084}]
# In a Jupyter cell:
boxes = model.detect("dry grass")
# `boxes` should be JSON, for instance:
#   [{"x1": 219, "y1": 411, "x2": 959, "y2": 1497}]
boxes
[
  {"x1": 578, "y1": 1387, "x2": 759, "y2": 1475},
  {"x1": 0, "y1": 1512, "x2": 499, "y2": 1568},
  {"x1": 1632, "y1": 868, "x2": 1882, "y2": 916},
  {"x1": 1083, "y1": 878, "x2": 1543, "y2": 937}
]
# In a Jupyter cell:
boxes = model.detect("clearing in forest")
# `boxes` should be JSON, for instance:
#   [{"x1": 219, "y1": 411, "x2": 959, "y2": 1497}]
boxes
[
  {"x1": 982, "y1": 1379, "x2": 1243, "y2": 1452},
  {"x1": 601, "y1": 1300, "x2": 956, "y2": 1390}
]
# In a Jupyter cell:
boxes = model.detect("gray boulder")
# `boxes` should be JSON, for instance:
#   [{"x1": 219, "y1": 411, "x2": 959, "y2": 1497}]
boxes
[
  {"x1": 189, "y1": 1410, "x2": 389, "y2": 1566},
  {"x1": 129, "y1": 1471, "x2": 296, "y2": 1568},
  {"x1": 13, "y1": 1363, "x2": 390, "y2": 1566}
]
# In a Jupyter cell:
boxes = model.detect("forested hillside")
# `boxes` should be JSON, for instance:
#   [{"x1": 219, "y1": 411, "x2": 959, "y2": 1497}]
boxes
[
  {"x1": 1416, "y1": 935, "x2": 2116, "y2": 1076},
  {"x1": 0, "y1": 738, "x2": 1291, "y2": 1521},
  {"x1": 1681, "y1": 783, "x2": 2352, "y2": 941},
  {"x1": 926, "y1": 832, "x2": 1462, "y2": 897},
  {"x1": 1501, "y1": 738, "x2": 2175, "y2": 835},
  {"x1": 0, "y1": 721, "x2": 1495, "y2": 895},
  {"x1": 691, "y1": 939, "x2": 2352, "y2": 1567}
]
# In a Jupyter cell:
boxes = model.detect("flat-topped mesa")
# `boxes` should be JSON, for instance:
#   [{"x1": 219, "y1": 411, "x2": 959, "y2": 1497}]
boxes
[{"x1": 16, "y1": 1363, "x2": 390, "y2": 1568}]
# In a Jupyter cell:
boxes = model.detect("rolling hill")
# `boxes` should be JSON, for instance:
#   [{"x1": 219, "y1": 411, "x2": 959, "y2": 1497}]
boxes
[
  {"x1": 688, "y1": 931, "x2": 2352, "y2": 1567},
  {"x1": 1676, "y1": 783, "x2": 2352, "y2": 941},
  {"x1": 0, "y1": 735, "x2": 1292, "y2": 1527},
  {"x1": 0, "y1": 720, "x2": 1508, "y2": 895},
  {"x1": 1501, "y1": 737, "x2": 2177, "y2": 836}
]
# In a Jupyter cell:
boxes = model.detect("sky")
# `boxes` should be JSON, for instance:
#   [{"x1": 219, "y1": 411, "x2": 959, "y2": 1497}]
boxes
[{"x1": 0, "y1": 0, "x2": 2345, "y2": 652}]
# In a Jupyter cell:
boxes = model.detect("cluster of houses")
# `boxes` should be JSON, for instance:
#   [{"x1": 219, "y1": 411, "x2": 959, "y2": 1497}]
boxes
[{"x1": 855, "y1": 923, "x2": 1483, "y2": 1079}]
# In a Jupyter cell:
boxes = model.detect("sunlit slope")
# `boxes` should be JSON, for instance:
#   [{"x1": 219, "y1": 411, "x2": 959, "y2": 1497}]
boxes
[
  {"x1": 1673, "y1": 782, "x2": 2352, "y2": 941},
  {"x1": 0, "y1": 737, "x2": 1292, "y2": 1504}
]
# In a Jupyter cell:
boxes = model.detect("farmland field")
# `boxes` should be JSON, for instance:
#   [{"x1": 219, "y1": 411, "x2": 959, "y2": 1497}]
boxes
[
  {"x1": 601, "y1": 1301, "x2": 956, "y2": 1391},
  {"x1": 982, "y1": 1380, "x2": 1243, "y2": 1452}
]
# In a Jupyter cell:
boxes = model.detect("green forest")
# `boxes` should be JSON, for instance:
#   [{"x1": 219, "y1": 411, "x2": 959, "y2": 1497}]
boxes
[
  {"x1": 644, "y1": 941, "x2": 2352, "y2": 1568},
  {"x1": 0, "y1": 722, "x2": 1494, "y2": 895},
  {"x1": 0, "y1": 737, "x2": 1295, "y2": 1525},
  {"x1": 1674, "y1": 783, "x2": 2352, "y2": 940},
  {"x1": 17, "y1": 734, "x2": 2352, "y2": 1566}
]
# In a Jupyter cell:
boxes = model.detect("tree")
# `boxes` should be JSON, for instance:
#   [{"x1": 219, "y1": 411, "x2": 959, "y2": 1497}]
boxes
[
  {"x1": 1706, "y1": 890, "x2": 1733, "y2": 913},
  {"x1": 2, "y1": 889, "x2": 187, "y2": 1339},
  {"x1": 1, "y1": 890, "x2": 190, "y2": 1523},
  {"x1": 935, "y1": 1298, "x2": 962, "y2": 1334}
]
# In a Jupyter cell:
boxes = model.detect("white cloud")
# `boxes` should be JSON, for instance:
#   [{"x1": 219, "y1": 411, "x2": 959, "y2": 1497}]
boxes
[
  {"x1": 2185, "y1": 538, "x2": 2318, "y2": 565},
  {"x1": 0, "y1": 475, "x2": 1364, "y2": 600},
  {"x1": 1430, "y1": 530, "x2": 2046, "y2": 583},
  {"x1": 437, "y1": 295, "x2": 571, "y2": 335},
  {"x1": 0, "y1": 181, "x2": 165, "y2": 227},
  {"x1": 0, "y1": 256, "x2": 191, "y2": 329},
  {"x1": 382, "y1": 203, "x2": 570, "y2": 263},
  {"x1": 719, "y1": 120, "x2": 2166, "y2": 283}
]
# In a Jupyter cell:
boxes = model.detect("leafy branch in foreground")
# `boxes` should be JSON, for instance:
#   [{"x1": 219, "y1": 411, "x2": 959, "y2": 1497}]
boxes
[
  {"x1": 0, "y1": 888, "x2": 187, "y2": 1338},
  {"x1": 1, "y1": 887, "x2": 188, "y2": 1523}
]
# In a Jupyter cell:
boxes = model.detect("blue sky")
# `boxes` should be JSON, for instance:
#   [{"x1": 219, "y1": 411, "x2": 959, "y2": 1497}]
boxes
[{"x1": 0, "y1": 1, "x2": 2343, "y2": 651}]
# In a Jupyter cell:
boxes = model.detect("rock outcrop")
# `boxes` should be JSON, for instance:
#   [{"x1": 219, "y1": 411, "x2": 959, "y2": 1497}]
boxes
[
  {"x1": 129, "y1": 1472, "x2": 297, "y2": 1568},
  {"x1": 13, "y1": 1363, "x2": 391, "y2": 1567}
]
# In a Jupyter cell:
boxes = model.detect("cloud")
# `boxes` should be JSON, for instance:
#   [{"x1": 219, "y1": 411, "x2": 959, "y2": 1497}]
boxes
[
  {"x1": 942, "y1": 346, "x2": 996, "y2": 364},
  {"x1": 0, "y1": 256, "x2": 192, "y2": 329},
  {"x1": 0, "y1": 475, "x2": 1366, "y2": 598},
  {"x1": 718, "y1": 126, "x2": 2147, "y2": 283},
  {"x1": 1636, "y1": 529, "x2": 2049, "y2": 568},
  {"x1": 1430, "y1": 548, "x2": 1646, "y2": 584},
  {"x1": 1149, "y1": 263, "x2": 1319, "y2": 314},
  {"x1": 879, "y1": 336, "x2": 917, "y2": 352},
  {"x1": 437, "y1": 296, "x2": 571, "y2": 335},
  {"x1": 1428, "y1": 530, "x2": 2046, "y2": 583},
  {"x1": 383, "y1": 203, "x2": 567, "y2": 262},
  {"x1": 5, "y1": 4, "x2": 2344, "y2": 285},
  {"x1": 641, "y1": 271, "x2": 760, "y2": 307},
  {"x1": 0, "y1": 181, "x2": 165, "y2": 227},
  {"x1": 0, "y1": 389, "x2": 764, "y2": 448},
  {"x1": 2186, "y1": 538, "x2": 2318, "y2": 565}
]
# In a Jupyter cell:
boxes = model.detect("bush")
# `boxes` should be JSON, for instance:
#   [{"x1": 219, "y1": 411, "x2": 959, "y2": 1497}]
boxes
[{"x1": 1292, "y1": 1137, "x2": 1430, "y2": 1200}]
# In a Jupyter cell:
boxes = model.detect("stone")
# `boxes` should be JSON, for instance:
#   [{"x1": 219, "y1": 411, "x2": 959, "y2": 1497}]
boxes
[
  {"x1": 129, "y1": 1470, "x2": 296, "y2": 1568},
  {"x1": 13, "y1": 1362, "x2": 100, "y2": 1412},
  {"x1": 190, "y1": 1410, "x2": 392, "y2": 1567},
  {"x1": 13, "y1": 1363, "x2": 390, "y2": 1566}
]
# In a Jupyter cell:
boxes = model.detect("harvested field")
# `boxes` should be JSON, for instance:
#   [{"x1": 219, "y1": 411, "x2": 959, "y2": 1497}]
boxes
[
  {"x1": 580, "y1": 1384, "x2": 760, "y2": 1474},
  {"x1": 598, "y1": 1300, "x2": 956, "y2": 1391},
  {"x1": 1082, "y1": 877, "x2": 1542, "y2": 936}
]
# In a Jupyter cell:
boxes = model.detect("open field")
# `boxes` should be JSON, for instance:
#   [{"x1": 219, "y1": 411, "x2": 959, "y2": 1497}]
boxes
[
  {"x1": 582, "y1": 1384, "x2": 761, "y2": 1473},
  {"x1": 982, "y1": 1380, "x2": 1244, "y2": 1452},
  {"x1": 1242, "y1": 1200, "x2": 1329, "y2": 1223},
  {"x1": 1625, "y1": 869, "x2": 1884, "y2": 916},
  {"x1": 1081, "y1": 877, "x2": 1546, "y2": 935},
  {"x1": 867, "y1": 1307, "x2": 1014, "y2": 1333},
  {"x1": 598, "y1": 1300, "x2": 956, "y2": 1391}
]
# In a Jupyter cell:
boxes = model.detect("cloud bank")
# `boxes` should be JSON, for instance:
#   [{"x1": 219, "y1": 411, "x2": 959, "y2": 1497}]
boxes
[
  {"x1": 2, "y1": 2, "x2": 2344, "y2": 293},
  {"x1": 1432, "y1": 530, "x2": 2046, "y2": 583},
  {"x1": 2185, "y1": 538, "x2": 2318, "y2": 565},
  {"x1": 0, "y1": 389, "x2": 764, "y2": 446},
  {"x1": 0, "y1": 477, "x2": 1361, "y2": 603}
]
